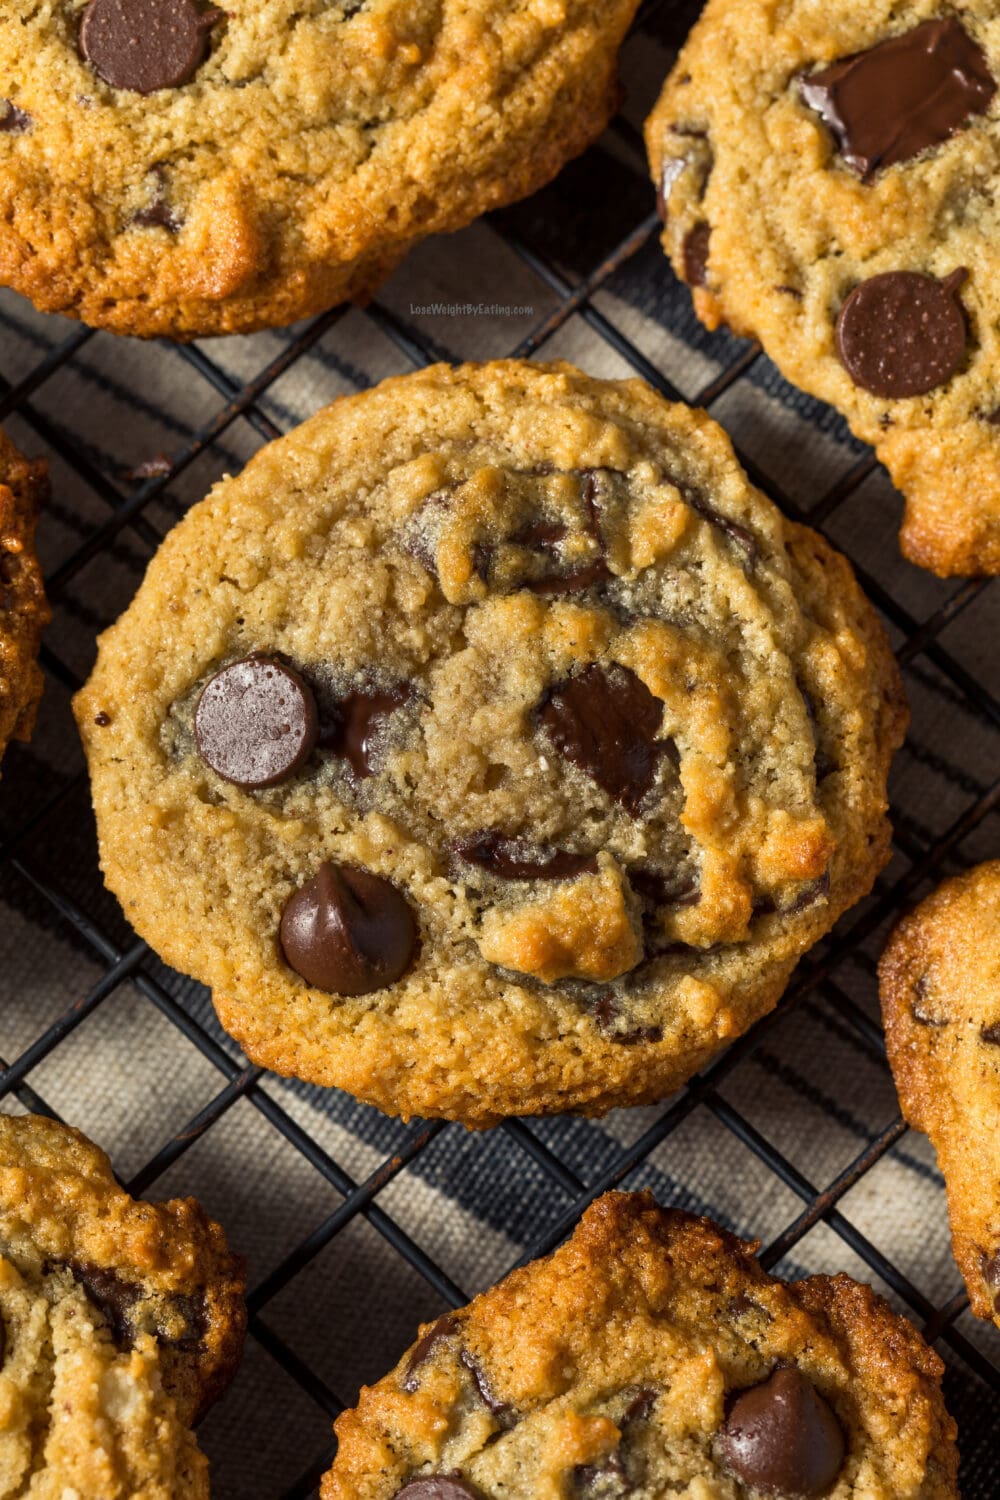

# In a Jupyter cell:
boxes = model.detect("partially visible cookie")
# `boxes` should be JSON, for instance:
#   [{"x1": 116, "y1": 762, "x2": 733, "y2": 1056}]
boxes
[
  {"x1": 74, "y1": 360, "x2": 907, "y2": 1125},
  {"x1": 0, "y1": 1111, "x2": 246, "y2": 1498},
  {"x1": 323, "y1": 1190, "x2": 958, "y2": 1499},
  {"x1": 0, "y1": 428, "x2": 48, "y2": 767},
  {"x1": 646, "y1": 1, "x2": 1000, "y2": 575},
  {"x1": 880, "y1": 860, "x2": 1000, "y2": 1329}
]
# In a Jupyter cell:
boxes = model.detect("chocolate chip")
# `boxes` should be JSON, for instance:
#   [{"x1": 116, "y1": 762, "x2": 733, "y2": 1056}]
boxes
[
  {"x1": 395, "y1": 1481, "x2": 481, "y2": 1500},
  {"x1": 984, "y1": 407, "x2": 1000, "y2": 425},
  {"x1": 68, "y1": 1262, "x2": 140, "y2": 1347},
  {"x1": 718, "y1": 1368, "x2": 845, "y2": 1498},
  {"x1": 799, "y1": 18, "x2": 995, "y2": 180},
  {"x1": 980, "y1": 1250, "x2": 1000, "y2": 1312},
  {"x1": 539, "y1": 664, "x2": 669, "y2": 815},
  {"x1": 659, "y1": 127, "x2": 713, "y2": 222},
  {"x1": 628, "y1": 865, "x2": 699, "y2": 908},
  {"x1": 686, "y1": 492, "x2": 758, "y2": 570},
  {"x1": 459, "y1": 1349, "x2": 515, "y2": 1426},
  {"x1": 403, "y1": 1315, "x2": 459, "y2": 1392},
  {"x1": 195, "y1": 655, "x2": 318, "y2": 789},
  {"x1": 980, "y1": 1022, "x2": 1000, "y2": 1046},
  {"x1": 280, "y1": 862, "x2": 417, "y2": 996},
  {"x1": 593, "y1": 993, "x2": 663, "y2": 1046},
  {"x1": 911, "y1": 975, "x2": 948, "y2": 1028},
  {"x1": 775, "y1": 284, "x2": 803, "y2": 300},
  {"x1": 79, "y1": 0, "x2": 224, "y2": 95},
  {"x1": 621, "y1": 1388, "x2": 657, "y2": 1425},
  {"x1": 682, "y1": 221, "x2": 711, "y2": 287},
  {"x1": 322, "y1": 685, "x2": 411, "y2": 778},
  {"x1": 93, "y1": 711, "x2": 111, "y2": 727},
  {"x1": 835, "y1": 269, "x2": 968, "y2": 399},
  {"x1": 0, "y1": 100, "x2": 31, "y2": 134},
  {"x1": 132, "y1": 197, "x2": 182, "y2": 233},
  {"x1": 452, "y1": 832, "x2": 596, "y2": 882}
]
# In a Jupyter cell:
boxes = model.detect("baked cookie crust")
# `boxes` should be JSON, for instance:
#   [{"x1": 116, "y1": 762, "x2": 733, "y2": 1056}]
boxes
[
  {"x1": 0, "y1": 1112, "x2": 246, "y2": 1499},
  {"x1": 323, "y1": 1191, "x2": 958, "y2": 1498},
  {"x1": 74, "y1": 360, "x2": 906, "y2": 1125},
  {"x1": 646, "y1": 0, "x2": 1000, "y2": 576},
  {"x1": 880, "y1": 860, "x2": 1000, "y2": 1329},
  {"x1": 0, "y1": 0, "x2": 638, "y2": 338},
  {"x1": 0, "y1": 428, "x2": 48, "y2": 768}
]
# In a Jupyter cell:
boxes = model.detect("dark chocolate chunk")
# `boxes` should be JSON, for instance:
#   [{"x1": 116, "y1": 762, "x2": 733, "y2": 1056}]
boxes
[
  {"x1": 459, "y1": 1349, "x2": 515, "y2": 1426},
  {"x1": 395, "y1": 1481, "x2": 481, "y2": 1500},
  {"x1": 79, "y1": 0, "x2": 224, "y2": 95},
  {"x1": 280, "y1": 862, "x2": 417, "y2": 996},
  {"x1": 403, "y1": 1315, "x2": 459, "y2": 1392},
  {"x1": 718, "y1": 1368, "x2": 845, "y2": 1498},
  {"x1": 980, "y1": 1249, "x2": 1000, "y2": 1312},
  {"x1": 799, "y1": 18, "x2": 996, "y2": 180},
  {"x1": 0, "y1": 100, "x2": 31, "y2": 134},
  {"x1": 911, "y1": 974, "x2": 948, "y2": 1028},
  {"x1": 686, "y1": 492, "x2": 758, "y2": 570},
  {"x1": 323, "y1": 685, "x2": 411, "y2": 778},
  {"x1": 593, "y1": 993, "x2": 663, "y2": 1047},
  {"x1": 452, "y1": 832, "x2": 596, "y2": 882},
  {"x1": 621, "y1": 1388, "x2": 657, "y2": 1425},
  {"x1": 682, "y1": 221, "x2": 711, "y2": 287},
  {"x1": 195, "y1": 655, "x2": 318, "y2": 789},
  {"x1": 94, "y1": 711, "x2": 111, "y2": 727},
  {"x1": 539, "y1": 664, "x2": 669, "y2": 815},
  {"x1": 628, "y1": 865, "x2": 699, "y2": 908},
  {"x1": 835, "y1": 269, "x2": 968, "y2": 399},
  {"x1": 132, "y1": 196, "x2": 182, "y2": 233},
  {"x1": 980, "y1": 1021, "x2": 1000, "y2": 1046},
  {"x1": 68, "y1": 1261, "x2": 140, "y2": 1347},
  {"x1": 659, "y1": 127, "x2": 713, "y2": 222}
]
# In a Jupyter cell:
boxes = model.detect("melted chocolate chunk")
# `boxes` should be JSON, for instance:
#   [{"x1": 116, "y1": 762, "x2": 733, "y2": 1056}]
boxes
[
  {"x1": 80, "y1": 0, "x2": 224, "y2": 95},
  {"x1": 621, "y1": 1388, "x2": 657, "y2": 1425},
  {"x1": 756, "y1": 871, "x2": 831, "y2": 918},
  {"x1": 835, "y1": 269, "x2": 968, "y2": 399},
  {"x1": 980, "y1": 1249, "x2": 1000, "y2": 1312},
  {"x1": 799, "y1": 18, "x2": 996, "y2": 180},
  {"x1": 0, "y1": 101, "x2": 31, "y2": 134},
  {"x1": 593, "y1": 993, "x2": 663, "y2": 1047},
  {"x1": 682, "y1": 221, "x2": 711, "y2": 287},
  {"x1": 628, "y1": 865, "x2": 699, "y2": 909},
  {"x1": 195, "y1": 655, "x2": 318, "y2": 789},
  {"x1": 132, "y1": 196, "x2": 182, "y2": 233},
  {"x1": 395, "y1": 1482, "x2": 481, "y2": 1500},
  {"x1": 68, "y1": 1262, "x2": 140, "y2": 1347},
  {"x1": 459, "y1": 1349, "x2": 516, "y2": 1426},
  {"x1": 452, "y1": 832, "x2": 596, "y2": 882},
  {"x1": 572, "y1": 1452, "x2": 628, "y2": 1495},
  {"x1": 280, "y1": 862, "x2": 418, "y2": 996},
  {"x1": 718, "y1": 1368, "x2": 845, "y2": 1498},
  {"x1": 403, "y1": 1315, "x2": 459, "y2": 1392},
  {"x1": 539, "y1": 664, "x2": 670, "y2": 815},
  {"x1": 911, "y1": 974, "x2": 948, "y2": 1028},
  {"x1": 323, "y1": 685, "x2": 411, "y2": 778},
  {"x1": 686, "y1": 492, "x2": 758, "y2": 570},
  {"x1": 981, "y1": 1021, "x2": 1000, "y2": 1046}
]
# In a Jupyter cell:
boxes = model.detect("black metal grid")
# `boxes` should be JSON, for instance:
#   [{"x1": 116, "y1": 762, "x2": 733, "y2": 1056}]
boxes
[{"x1": 0, "y1": 0, "x2": 998, "y2": 1493}]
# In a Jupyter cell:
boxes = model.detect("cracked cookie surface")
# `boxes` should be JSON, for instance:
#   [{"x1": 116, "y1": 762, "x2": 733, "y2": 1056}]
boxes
[
  {"x1": 646, "y1": 0, "x2": 1000, "y2": 576},
  {"x1": 322, "y1": 1191, "x2": 958, "y2": 1499},
  {"x1": 74, "y1": 360, "x2": 906, "y2": 1125},
  {"x1": 880, "y1": 860, "x2": 1000, "y2": 1330},
  {"x1": 0, "y1": 1112, "x2": 245, "y2": 1499},
  {"x1": 0, "y1": 0, "x2": 637, "y2": 338},
  {"x1": 0, "y1": 429, "x2": 48, "y2": 771}
]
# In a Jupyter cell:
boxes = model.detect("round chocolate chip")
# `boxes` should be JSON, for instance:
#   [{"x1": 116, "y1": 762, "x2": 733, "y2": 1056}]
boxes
[
  {"x1": 718, "y1": 1368, "x2": 845, "y2": 1498},
  {"x1": 195, "y1": 656, "x2": 318, "y2": 789},
  {"x1": 835, "y1": 269, "x2": 967, "y2": 398},
  {"x1": 395, "y1": 1481, "x2": 480, "y2": 1500},
  {"x1": 280, "y1": 862, "x2": 417, "y2": 996},
  {"x1": 79, "y1": 0, "x2": 222, "y2": 95}
]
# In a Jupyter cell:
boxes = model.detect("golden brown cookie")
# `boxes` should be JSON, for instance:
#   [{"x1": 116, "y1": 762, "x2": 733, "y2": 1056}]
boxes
[
  {"x1": 0, "y1": 428, "x2": 48, "y2": 768},
  {"x1": 323, "y1": 1191, "x2": 958, "y2": 1498},
  {"x1": 0, "y1": 0, "x2": 638, "y2": 338},
  {"x1": 0, "y1": 1111, "x2": 246, "y2": 1498},
  {"x1": 646, "y1": 1, "x2": 1000, "y2": 575},
  {"x1": 880, "y1": 860, "x2": 1000, "y2": 1329},
  {"x1": 73, "y1": 360, "x2": 906, "y2": 1125}
]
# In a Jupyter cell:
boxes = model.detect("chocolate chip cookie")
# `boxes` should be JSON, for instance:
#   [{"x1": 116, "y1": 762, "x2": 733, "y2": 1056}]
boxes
[
  {"x1": 0, "y1": 428, "x2": 49, "y2": 770},
  {"x1": 0, "y1": 1111, "x2": 245, "y2": 1498},
  {"x1": 0, "y1": 0, "x2": 638, "y2": 338},
  {"x1": 880, "y1": 860, "x2": 1000, "y2": 1331},
  {"x1": 322, "y1": 1191, "x2": 958, "y2": 1498},
  {"x1": 646, "y1": 2, "x2": 1000, "y2": 576},
  {"x1": 73, "y1": 360, "x2": 906, "y2": 1125}
]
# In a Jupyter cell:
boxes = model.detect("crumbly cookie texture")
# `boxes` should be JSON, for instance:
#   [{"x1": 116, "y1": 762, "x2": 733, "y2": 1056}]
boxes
[
  {"x1": 322, "y1": 1191, "x2": 958, "y2": 1499},
  {"x1": 0, "y1": 1112, "x2": 246, "y2": 1500},
  {"x1": 880, "y1": 861, "x2": 1000, "y2": 1330},
  {"x1": 0, "y1": 429, "x2": 48, "y2": 768},
  {"x1": 646, "y1": 1, "x2": 1000, "y2": 576},
  {"x1": 74, "y1": 360, "x2": 906, "y2": 1125},
  {"x1": 0, "y1": 0, "x2": 637, "y2": 339}
]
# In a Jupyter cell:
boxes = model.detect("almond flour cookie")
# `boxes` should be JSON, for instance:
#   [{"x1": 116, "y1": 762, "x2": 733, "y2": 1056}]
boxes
[
  {"x1": 646, "y1": 2, "x2": 1000, "y2": 576},
  {"x1": 880, "y1": 860, "x2": 1000, "y2": 1331},
  {"x1": 0, "y1": 1111, "x2": 246, "y2": 1499},
  {"x1": 0, "y1": 429, "x2": 48, "y2": 770},
  {"x1": 323, "y1": 1191, "x2": 958, "y2": 1499},
  {"x1": 0, "y1": 0, "x2": 638, "y2": 338},
  {"x1": 74, "y1": 360, "x2": 906, "y2": 1125}
]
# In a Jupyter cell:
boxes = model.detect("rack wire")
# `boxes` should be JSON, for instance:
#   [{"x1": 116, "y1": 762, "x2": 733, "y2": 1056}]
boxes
[{"x1": 0, "y1": 0, "x2": 998, "y2": 1494}]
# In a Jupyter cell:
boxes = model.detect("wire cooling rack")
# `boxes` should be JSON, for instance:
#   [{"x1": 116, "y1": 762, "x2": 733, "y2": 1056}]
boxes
[{"x1": 0, "y1": 1, "x2": 998, "y2": 1494}]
